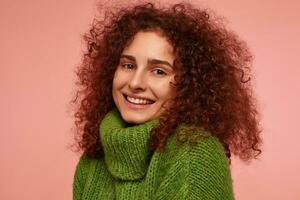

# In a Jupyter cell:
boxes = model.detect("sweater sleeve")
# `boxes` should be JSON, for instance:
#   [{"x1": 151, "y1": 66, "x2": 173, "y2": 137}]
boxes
[
  {"x1": 72, "y1": 154, "x2": 90, "y2": 200},
  {"x1": 187, "y1": 137, "x2": 235, "y2": 199},
  {"x1": 154, "y1": 136, "x2": 235, "y2": 200}
]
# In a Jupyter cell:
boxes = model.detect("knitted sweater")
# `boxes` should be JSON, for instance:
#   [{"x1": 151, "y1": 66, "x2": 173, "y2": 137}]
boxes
[{"x1": 73, "y1": 108, "x2": 235, "y2": 199}]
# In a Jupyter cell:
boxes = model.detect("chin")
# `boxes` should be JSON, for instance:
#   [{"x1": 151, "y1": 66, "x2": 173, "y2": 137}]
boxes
[{"x1": 120, "y1": 111, "x2": 155, "y2": 124}]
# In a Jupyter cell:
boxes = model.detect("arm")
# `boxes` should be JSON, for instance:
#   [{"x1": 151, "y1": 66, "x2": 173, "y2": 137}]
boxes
[
  {"x1": 187, "y1": 137, "x2": 234, "y2": 199},
  {"x1": 154, "y1": 136, "x2": 235, "y2": 200},
  {"x1": 73, "y1": 154, "x2": 89, "y2": 200}
]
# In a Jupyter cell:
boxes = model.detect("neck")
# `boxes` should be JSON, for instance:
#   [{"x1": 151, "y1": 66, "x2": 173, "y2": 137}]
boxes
[{"x1": 99, "y1": 107, "x2": 160, "y2": 180}]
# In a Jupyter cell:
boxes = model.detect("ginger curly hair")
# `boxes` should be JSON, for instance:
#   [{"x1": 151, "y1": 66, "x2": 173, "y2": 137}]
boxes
[{"x1": 70, "y1": 2, "x2": 262, "y2": 163}]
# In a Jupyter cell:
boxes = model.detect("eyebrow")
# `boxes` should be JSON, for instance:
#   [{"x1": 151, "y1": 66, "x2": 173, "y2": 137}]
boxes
[{"x1": 120, "y1": 54, "x2": 174, "y2": 69}]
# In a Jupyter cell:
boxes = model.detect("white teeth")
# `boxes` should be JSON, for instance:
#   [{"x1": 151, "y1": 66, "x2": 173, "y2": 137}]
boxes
[{"x1": 126, "y1": 96, "x2": 153, "y2": 105}]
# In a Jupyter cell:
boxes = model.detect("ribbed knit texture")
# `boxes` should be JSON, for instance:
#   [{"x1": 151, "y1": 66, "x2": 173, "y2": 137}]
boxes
[{"x1": 73, "y1": 108, "x2": 235, "y2": 200}]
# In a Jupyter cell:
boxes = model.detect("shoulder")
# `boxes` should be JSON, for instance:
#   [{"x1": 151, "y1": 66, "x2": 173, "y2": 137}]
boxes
[
  {"x1": 160, "y1": 125, "x2": 230, "y2": 171},
  {"x1": 73, "y1": 153, "x2": 111, "y2": 188},
  {"x1": 74, "y1": 153, "x2": 107, "y2": 173},
  {"x1": 158, "y1": 126, "x2": 234, "y2": 199},
  {"x1": 74, "y1": 153, "x2": 107, "y2": 183},
  {"x1": 161, "y1": 124, "x2": 231, "y2": 178},
  {"x1": 166, "y1": 125, "x2": 229, "y2": 162},
  {"x1": 73, "y1": 154, "x2": 94, "y2": 182},
  {"x1": 153, "y1": 126, "x2": 234, "y2": 199},
  {"x1": 75, "y1": 154, "x2": 93, "y2": 170}
]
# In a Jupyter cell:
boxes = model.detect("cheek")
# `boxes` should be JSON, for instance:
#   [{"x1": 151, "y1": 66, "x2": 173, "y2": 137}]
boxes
[
  {"x1": 155, "y1": 80, "x2": 176, "y2": 100},
  {"x1": 112, "y1": 72, "x2": 123, "y2": 100},
  {"x1": 113, "y1": 70, "x2": 127, "y2": 89}
]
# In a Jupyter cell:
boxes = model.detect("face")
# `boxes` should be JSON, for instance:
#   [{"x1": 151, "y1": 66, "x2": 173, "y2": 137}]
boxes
[{"x1": 112, "y1": 31, "x2": 176, "y2": 124}]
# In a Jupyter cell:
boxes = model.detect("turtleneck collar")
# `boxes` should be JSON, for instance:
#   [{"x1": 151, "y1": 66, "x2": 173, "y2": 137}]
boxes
[{"x1": 99, "y1": 107, "x2": 160, "y2": 181}]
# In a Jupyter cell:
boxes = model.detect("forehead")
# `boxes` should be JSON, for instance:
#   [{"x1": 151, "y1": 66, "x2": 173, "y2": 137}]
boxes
[{"x1": 122, "y1": 31, "x2": 175, "y2": 63}]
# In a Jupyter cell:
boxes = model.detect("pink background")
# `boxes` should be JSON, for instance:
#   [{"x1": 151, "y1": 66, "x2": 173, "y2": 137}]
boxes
[{"x1": 1, "y1": 0, "x2": 299, "y2": 199}]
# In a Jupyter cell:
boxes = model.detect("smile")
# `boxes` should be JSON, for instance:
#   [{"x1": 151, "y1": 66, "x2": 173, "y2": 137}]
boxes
[
  {"x1": 123, "y1": 94, "x2": 155, "y2": 109},
  {"x1": 126, "y1": 95, "x2": 154, "y2": 104}
]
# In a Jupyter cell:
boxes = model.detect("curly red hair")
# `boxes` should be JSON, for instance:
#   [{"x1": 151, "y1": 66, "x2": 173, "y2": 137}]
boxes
[{"x1": 70, "y1": 2, "x2": 262, "y2": 163}]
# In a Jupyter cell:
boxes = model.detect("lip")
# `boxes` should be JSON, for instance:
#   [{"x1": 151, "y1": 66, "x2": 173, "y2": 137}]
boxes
[
  {"x1": 123, "y1": 93, "x2": 155, "y2": 102},
  {"x1": 122, "y1": 94, "x2": 154, "y2": 110}
]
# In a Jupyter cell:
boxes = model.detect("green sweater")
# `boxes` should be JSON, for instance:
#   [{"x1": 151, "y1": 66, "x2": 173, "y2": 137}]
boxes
[{"x1": 73, "y1": 108, "x2": 235, "y2": 199}]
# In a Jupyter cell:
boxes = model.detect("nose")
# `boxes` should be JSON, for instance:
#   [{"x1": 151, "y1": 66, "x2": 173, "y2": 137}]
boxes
[{"x1": 128, "y1": 69, "x2": 147, "y2": 91}]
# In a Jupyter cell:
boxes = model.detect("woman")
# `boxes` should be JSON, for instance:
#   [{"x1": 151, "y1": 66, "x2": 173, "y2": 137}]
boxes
[{"x1": 71, "y1": 2, "x2": 262, "y2": 199}]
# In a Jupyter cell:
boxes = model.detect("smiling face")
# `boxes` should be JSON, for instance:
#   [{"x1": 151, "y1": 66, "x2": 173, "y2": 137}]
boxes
[{"x1": 112, "y1": 31, "x2": 176, "y2": 124}]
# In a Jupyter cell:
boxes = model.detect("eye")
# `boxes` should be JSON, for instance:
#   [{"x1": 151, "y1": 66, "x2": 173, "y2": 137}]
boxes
[
  {"x1": 121, "y1": 63, "x2": 134, "y2": 70},
  {"x1": 154, "y1": 68, "x2": 167, "y2": 76}
]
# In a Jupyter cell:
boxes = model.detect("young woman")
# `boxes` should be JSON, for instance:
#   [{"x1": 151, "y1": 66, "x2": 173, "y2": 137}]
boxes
[{"x1": 71, "y1": 2, "x2": 262, "y2": 200}]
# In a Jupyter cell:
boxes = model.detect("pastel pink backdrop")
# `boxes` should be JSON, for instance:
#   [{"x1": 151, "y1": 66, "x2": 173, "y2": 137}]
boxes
[{"x1": 1, "y1": 0, "x2": 299, "y2": 199}]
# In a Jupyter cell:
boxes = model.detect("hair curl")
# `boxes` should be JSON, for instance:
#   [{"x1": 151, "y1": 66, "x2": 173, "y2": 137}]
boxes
[{"x1": 70, "y1": 2, "x2": 263, "y2": 163}]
